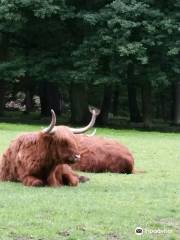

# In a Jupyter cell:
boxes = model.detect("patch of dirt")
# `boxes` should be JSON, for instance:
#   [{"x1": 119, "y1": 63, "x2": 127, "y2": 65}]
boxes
[
  {"x1": 57, "y1": 230, "x2": 71, "y2": 237},
  {"x1": 105, "y1": 232, "x2": 122, "y2": 240},
  {"x1": 157, "y1": 218, "x2": 180, "y2": 233},
  {"x1": 76, "y1": 224, "x2": 86, "y2": 232},
  {"x1": 10, "y1": 235, "x2": 33, "y2": 240},
  {"x1": 9, "y1": 232, "x2": 43, "y2": 240}
]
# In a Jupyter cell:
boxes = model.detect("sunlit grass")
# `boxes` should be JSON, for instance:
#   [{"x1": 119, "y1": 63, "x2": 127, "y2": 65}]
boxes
[{"x1": 0, "y1": 123, "x2": 179, "y2": 240}]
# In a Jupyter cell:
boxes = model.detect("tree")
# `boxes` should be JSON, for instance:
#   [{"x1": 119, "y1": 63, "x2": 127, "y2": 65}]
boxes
[
  {"x1": 174, "y1": 82, "x2": 180, "y2": 124},
  {"x1": 112, "y1": 87, "x2": 120, "y2": 116},
  {"x1": 0, "y1": 0, "x2": 75, "y2": 115},
  {"x1": 73, "y1": 0, "x2": 180, "y2": 127},
  {"x1": 97, "y1": 83, "x2": 113, "y2": 125},
  {"x1": 70, "y1": 83, "x2": 89, "y2": 123},
  {"x1": 1, "y1": 0, "x2": 180, "y2": 127},
  {"x1": 0, "y1": 33, "x2": 9, "y2": 115}
]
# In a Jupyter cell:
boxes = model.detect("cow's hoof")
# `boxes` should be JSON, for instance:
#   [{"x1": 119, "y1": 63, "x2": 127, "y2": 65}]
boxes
[
  {"x1": 69, "y1": 180, "x2": 79, "y2": 187},
  {"x1": 68, "y1": 176, "x2": 79, "y2": 186},
  {"x1": 79, "y1": 176, "x2": 90, "y2": 183},
  {"x1": 23, "y1": 176, "x2": 44, "y2": 187}
]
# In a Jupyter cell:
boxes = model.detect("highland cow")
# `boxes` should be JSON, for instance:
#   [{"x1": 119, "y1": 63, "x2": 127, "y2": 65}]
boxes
[
  {"x1": 0, "y1": 108, "x2": 98, "y2": 186},
  {"x1": 54, "y1": 107, "x2": 134, "y2": 174},
  {"x1": 72, "y1": 134, "x2": 134, "y2": 174}
]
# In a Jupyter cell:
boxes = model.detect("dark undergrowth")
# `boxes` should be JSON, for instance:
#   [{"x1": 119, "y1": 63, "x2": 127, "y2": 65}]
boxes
[{"x1": 0, "y1": 111, "x2": 180, "y2": 133}]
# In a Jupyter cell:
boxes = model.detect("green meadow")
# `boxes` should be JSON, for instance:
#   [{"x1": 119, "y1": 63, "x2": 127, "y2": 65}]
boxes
[{"x1": 0, "y1": 123, "x2": 179, "y2": 240}]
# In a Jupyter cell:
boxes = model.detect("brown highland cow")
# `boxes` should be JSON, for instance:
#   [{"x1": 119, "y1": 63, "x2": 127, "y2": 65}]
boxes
[
  {"x1": 72, "y1": 134, "x2": 134, "y2": 174},
  {"x1": 53, "y1": 107, "x2": 135, "y2": 174},
  {"x1": 0, "y1": 107, "x2": 99, "y2": 186}
]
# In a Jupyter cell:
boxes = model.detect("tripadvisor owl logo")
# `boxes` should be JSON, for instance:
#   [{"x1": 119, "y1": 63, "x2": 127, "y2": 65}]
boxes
[{"x1": 135, "y1": 227, "x2": 143, "y2": 235}]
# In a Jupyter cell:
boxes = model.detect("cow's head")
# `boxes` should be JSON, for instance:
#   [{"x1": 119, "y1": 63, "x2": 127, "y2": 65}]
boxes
[
  {"x1": 51, "y1": 125, "x2": 80, "y2": 164},
  {"x1": 41, "y1": 106, "x2": 100, "y2": 164}
]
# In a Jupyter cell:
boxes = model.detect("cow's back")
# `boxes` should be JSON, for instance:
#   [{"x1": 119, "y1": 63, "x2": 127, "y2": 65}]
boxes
[{"x1": 72, "y1": 135, "x2": 134, "y2": 173}]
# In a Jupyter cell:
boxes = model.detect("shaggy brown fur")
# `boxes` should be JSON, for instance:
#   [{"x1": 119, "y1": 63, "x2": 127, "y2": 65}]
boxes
[
  {"x1": 47, "y1": 164, "x2": 80, "y2": 187},
  {"x1": 47, "y1": 164, "x2": 89, "y2": 187},
  {"x1": 0, "y1": 127, "x2": 81, "y2": 186},
  {"x1": 72, "y1": 135, "x2": 134, "y2": 174}
]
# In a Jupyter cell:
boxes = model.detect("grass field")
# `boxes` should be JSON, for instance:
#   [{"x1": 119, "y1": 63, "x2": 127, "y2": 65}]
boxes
[{"x1": 0, "y1": 123, "x2": 179, "y2": 240}]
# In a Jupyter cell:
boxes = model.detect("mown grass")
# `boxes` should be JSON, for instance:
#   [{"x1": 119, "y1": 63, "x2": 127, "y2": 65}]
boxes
[{"x1": 0, "y1": 123, "x2": 179, "y2": 240}]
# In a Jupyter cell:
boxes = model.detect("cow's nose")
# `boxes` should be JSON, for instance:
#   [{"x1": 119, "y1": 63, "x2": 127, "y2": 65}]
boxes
[{"x1": 74, "y1": 154, "x2": 81, "y2": 161}]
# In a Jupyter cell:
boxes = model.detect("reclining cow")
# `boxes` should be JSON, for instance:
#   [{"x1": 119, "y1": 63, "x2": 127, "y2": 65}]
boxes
[
  {"x1": 0, "y1": 108, "x2": 98, "y2": 187},
  {"x1": 72, "y1": 134, "x2": 134, "y2": 174},
  {"x1": 54, "y1": 107, "x2": 135, "y2": 174}
]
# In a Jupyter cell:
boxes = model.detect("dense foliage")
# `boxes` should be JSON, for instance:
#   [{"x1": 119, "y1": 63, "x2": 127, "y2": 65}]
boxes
[{"x1": 0, "y1": 0, "x2": 180, "y2": 126}]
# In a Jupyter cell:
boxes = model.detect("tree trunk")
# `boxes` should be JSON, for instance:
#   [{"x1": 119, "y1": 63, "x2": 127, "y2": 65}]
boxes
[
  {"x1": 0, "y1": 34, "x2": 9, "y2": 116},
  {"x1": 127, "y1": 84, "x2": 142, "y2": 122},
  {"x1": 0, "y1": 33, "x2": 8, "y2": 60},
  {"x1": 70, "y1": 83, "x2": 89, "y2": 124},
  {"x1": 23, "y1": 75, "x2": 35, "y2": 114},
  {"x1": 24, "y1": 90, "x2": 33, "y2": 114},
  {"x1": 160, "y1": 92, "x2": 166, "y2": 121},
  {"x1": 0, "y1": 81, "x2": 6, "y2": 116},
  {"x1": 142, "y1": 82, "x2": 152, "y2": 128},
  {"x1": 160, "y1": 87, "x2": 172, "y2": 121},
  {"x1": 127, "y1": 64, "x2": 141, "y2": 122},
  {"x1": 97, "y1": 84, "x2": 113, "y2": 125},
  {"x1": 39, "y1": 81, "x2": 60, "y2": 116},
  {"x1": 171, "y1": 84, "x2": 175, "y2": 122},
  {"x1": 174, "y1": 82, "x2": 180, "y2": 124},
  {"x1": 112, "y1": 86, "x2": 120, "y2": 116},
  {"x1": 39, "y1": 82, "x2": 48, "y2": 116}
]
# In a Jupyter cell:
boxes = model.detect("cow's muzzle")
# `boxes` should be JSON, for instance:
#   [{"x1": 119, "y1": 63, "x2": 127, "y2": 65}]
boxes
[
  {"x1": 74, "y1": 154, "x2": 81, "y2": 161},
  {"x1": 68, "y1": 154, "x2": 81, "y2": 163}
]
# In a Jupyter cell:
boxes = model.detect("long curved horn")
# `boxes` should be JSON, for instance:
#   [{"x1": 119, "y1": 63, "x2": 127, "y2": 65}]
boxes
[
  {"x1": 69, "y1": 106, "x2": 100, "y2": 134},
  {"x1": 42, "y1": 109, "x2": 56, "y2": 134}
]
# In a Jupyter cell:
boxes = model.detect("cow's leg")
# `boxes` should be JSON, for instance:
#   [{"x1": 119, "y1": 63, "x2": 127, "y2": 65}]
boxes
[
  {"x1": 62, "y1": 172, "x2": 79, "y2": 186},
  {"x1": 22, "y1": 176, "x2": 44, "y2": 187},
  {"x1": 60, "y1": 165, "x2": 91, "y2": 186},
  {"x1": 60, "y1": 164, "x2": 80, "y2": 186},
  {"x1": 47, "y1": 166, "x2": 63, "y2": 187},
  {"x1": 61, "y1": 166, "x2": 89, "y2": 185},
  {"x1": 47, "y1": 164, "x2": 80, "y2": 187}
]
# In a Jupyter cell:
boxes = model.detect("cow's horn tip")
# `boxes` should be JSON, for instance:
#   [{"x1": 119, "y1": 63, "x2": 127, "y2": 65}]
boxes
[{"x1": 88, "y1": 105, "x2": 101, "y2": 115}]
